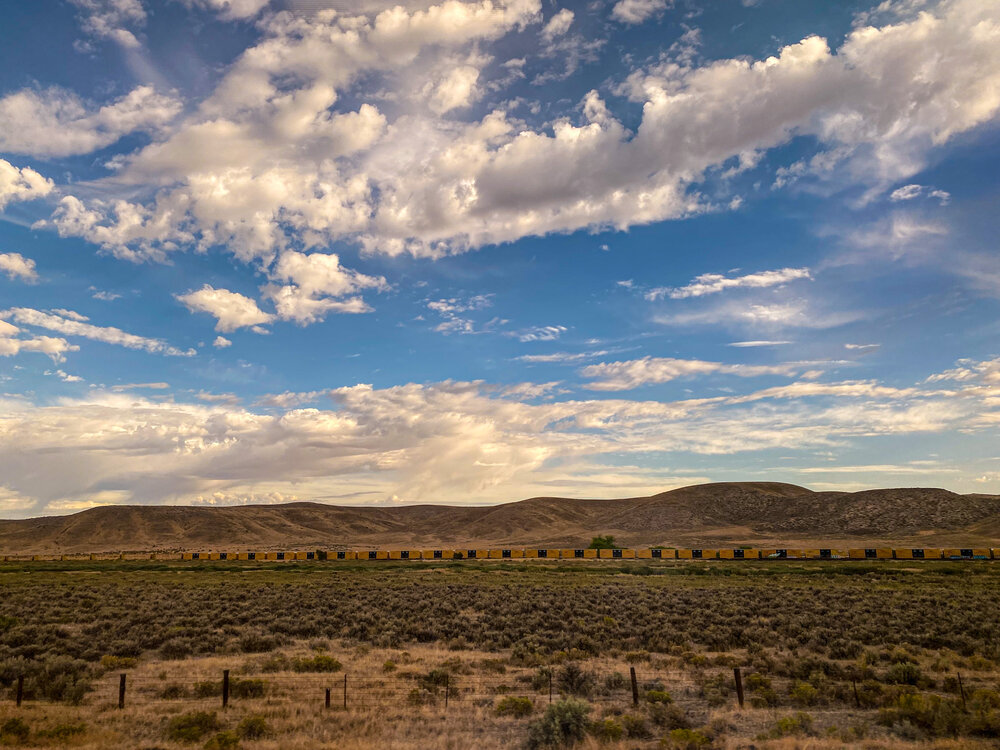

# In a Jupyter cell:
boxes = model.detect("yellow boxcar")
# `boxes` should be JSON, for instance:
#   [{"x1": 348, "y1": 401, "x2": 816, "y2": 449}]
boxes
[
  {"x1": 597, "y1": 549, "x2": 614, "y2": 559},
  {"x1": 784, "y1": 549, "x2": 805, "y2": 559},
  {"x1": 522, "y1": 549, "x2": 538, "y2": 558},
  {"x1": 473, "y1": 549, "x2": 489, "y2": 560},
  {"x1": 560, "y1": 549, "x2": 576, "y2": 559},
  {"x1": 922, "y1": 549, "x2": 941, "y2": 560},
  {"x1": 972, "y1": 548, "x2": 990, "y2": 559},
  {"x1": 388, "y1": 550, "x2": 403, "y2": 559},
  {"x1": 510, "y1": 549, "x2": 525, "y2": 558},
  {"x1": 802, "y1": 549, "x2": 823, "y2": 559},
  {"x1": 758, "y1": 549, "x2": 778, "y2": 559},
  {"x1": 993, "y1": 549, "x2": 1000, "y2": 560},
  {"x1": 582, "y1": 549, "x2": 598, "y2": 558},
  {"x1": 848, "y1": 549, "x2": 867, "y2": 559},
  {"x1": 181, "y1": 552, "x2": 194, "y2": 560},
  {"x1": 620, "y1": 549, "x2": 636, "y2": 559},
  {"x1": 486, "y1": 550, "x2": 502, "y2": 559},
  {"x1": 676, "y1": 549, "x2": 694, "y2": 559},
  {"x1": 544, "y1": 549, "x2": 561, "y2": 559},
  {"x1": 636, "y1": 549, "x2": 653, "y2": 559}
]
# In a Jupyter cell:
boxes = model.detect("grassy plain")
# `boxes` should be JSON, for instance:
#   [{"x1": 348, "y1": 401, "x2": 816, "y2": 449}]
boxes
[{"x1": 1, "y1": 559, "x2": 999, "y2": 748}]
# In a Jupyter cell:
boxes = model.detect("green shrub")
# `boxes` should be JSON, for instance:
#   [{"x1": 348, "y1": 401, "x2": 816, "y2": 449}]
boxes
[
  {"x1": 556, "y1": 663, "x2": 594, "y2": 698},
  {"x1": 660, "y1": 728, "x2": 711, "y2": 749},
  {"x1": 646, "y1": 689, "x2": 672, "y2": 704},
  {"x1": 194, "y1": 681, "x2": 219, "y2": 699},
  {"x1": 621, "y1": 713, "x2": 651, "y2": 738},
  {"x1": 36, "y1": 722, "x2": 87, "y2": 741},
  {"x1": 236, "y1": 715, "x2": 270, "y2": 739},
  {"x1": 589, "y1": 718, "x2": 623, "y2": 742},
  {"x1": 167, "y1": 711, "x2": 221, "y2": 743},
  {"x1": 291, "y1": 654, "x2": 341, "y2": 673},
  {"x1": 758, "y1": 712, "x2": 814, "y2": 739},
  {"x1": 588, "y1": 536, "x2": 616, "y2": 550},
  {"x1": 155, "y1": 683, "x2": 185, "y2": 699},
  {"x1": 526, "y1": 698, "x2": 591, "y2": 749},
  {"x1": 203, "y1": 730, "x2": 240, "y2": 750},
  {"x1": 0, "y1": 718, "x2": 30, "y2": 744},
  {"x1": 789, "y1": 681, "x2": 820, "y2": 706},
  {"x1": 231, "y1": 679, "x2": 266, "y2": 699},
  {"x1": 496, "y1": 696, "x2": 533, "y2": 717},
  {"x1": 649, "y1": 703, "x2": 690, "y2": 730},
  {"x1": 885, "y1": 662, "x2": 925, "y2": 686}
]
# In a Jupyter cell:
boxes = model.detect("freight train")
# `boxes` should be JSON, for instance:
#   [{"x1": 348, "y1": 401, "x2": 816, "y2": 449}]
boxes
[{"x1": 6, "y1": 546, "x2": 994, "y2": 562}]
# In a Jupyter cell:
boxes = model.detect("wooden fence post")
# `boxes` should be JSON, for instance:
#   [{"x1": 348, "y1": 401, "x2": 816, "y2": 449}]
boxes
[
  {"x1": 325, "y1": 688, "x2": 331, "y2": 709},
  {"x1": 15, "y1": 675, "x2": 24, "y2": 707},
  {"x1": 118, "y1": 673, "x2": 126, "y2": 709},
  {"x1": 630, "y1": 666, "x2": 639, "y2": 706},
  {"x1": 444, "y1": 674, "x2": 449, "y2": 710},
  {"x1": 733, "y1": 667, "x2": 744, "y2": 708},
  {"x1": 343, "y1": 674, "x2": 347, "y2": 710},
  {"x1": 852, "y1": 680, "x2": 861, "y2": 708},
  {"x1": 958, "y1": 673, "x2": 967, "y2": 711},
  {"x1": 222, "y1": 670, "x2": 230, "y2": 709},
  {"x1": 548, "y1": 672, "x2": 553, "y2": 704}
]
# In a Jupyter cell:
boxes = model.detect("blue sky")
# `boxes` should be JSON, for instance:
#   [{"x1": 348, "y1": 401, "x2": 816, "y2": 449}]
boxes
[{"x1": 1, "y1": 0, "x2": 999, "y2": 517}]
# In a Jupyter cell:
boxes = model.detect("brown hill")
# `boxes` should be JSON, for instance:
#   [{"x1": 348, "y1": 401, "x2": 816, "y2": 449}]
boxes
[{"x1": 1, "y1": 482, "x2": 999, "y2": 554}]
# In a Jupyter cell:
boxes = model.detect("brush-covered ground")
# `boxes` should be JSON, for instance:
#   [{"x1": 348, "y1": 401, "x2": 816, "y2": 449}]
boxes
[{"x1": 1, "y1": 560, "x2": 999, "y2": 749}]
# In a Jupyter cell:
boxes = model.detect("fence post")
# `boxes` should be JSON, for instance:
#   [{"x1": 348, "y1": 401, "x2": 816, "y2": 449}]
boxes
[
  {"x1": 343, "y1": 674, "x2": 347, "y2": 710},
  {"x1": 958, "y1": 673, "x2": 967, "y2": 711},
  {"x1": 733, "y1": 667, "x2": 744, "y2": 709},
  {"x1": 629, "y1": 666, "x2": 639, "y2": 706},
  {"x1": 15, "y1": 675, "x2": 24, "y2": 707},
  {"x1": 222, "y1": 669, "x2": 230, "y2": 709},
  {"x1": 444, "y1": 674, "x2": 449, "y2": 710},
  {"x1": 325, "y1": 688, "x2": 331, "y2": 709},
  {"x1": 118, "y1": 673, "x2": 126, "y2": 709},
  {"x1": 548, "y1": 672, "x2": 553, "y2": 704},
  {"x1": 852, "y1": 679, "x2": 860, "y2": 708}
]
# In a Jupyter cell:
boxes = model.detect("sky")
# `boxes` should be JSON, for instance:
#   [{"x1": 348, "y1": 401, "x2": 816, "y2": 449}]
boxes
[{"x1": 0, "y1": 0, "x2": 999, "y2": 518}]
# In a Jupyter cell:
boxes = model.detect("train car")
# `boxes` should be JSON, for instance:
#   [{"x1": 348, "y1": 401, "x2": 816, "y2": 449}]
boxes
[
  {"x1": 895, "y1": 548, "x2": 927, "y2": 559},
  {"x1": 651, "y1": 549, "x2": 675, "y2": 559},
  {"x1": 813, "y1": 549, "x2": 848, "y2": 559},
  {"x1": 420, "y1": 549, "x2": 455, "y2": 560},
  {"x1": 486, "y1": 549, "x2": 502, "y2": 559},
  {"x1": 720, "y1": 549, "x2": 758, "y2": 560},
  {"x1": 993, "y1": 549, "x2": 1000, "y2": 560},
  {"x1": 390, "y1": 550, "x2": 420, "y2": 560},
  {"x1": 598, "y1": 549, "x2": 615, "y2": 559},
  {"x1": 848, "y1": 549, "x2": 867, "y2": 559},
  {"x1": 474, "y1": 549, "x2": 490, "y2": 560},
  {"x1": 676, "y1": 549, "x2": 693, "y2": 559},
  {"x1": 619, "y1": 549, "x2": 636, "y2": 559},
  {"x1": 560, "y1": 549, "x2": 577, "y2": 559},
  {"x1": 636, "y1": 549, "x2": 653, "y2": 559},
  {"x1": 362, "y1": 550, "x2": 390, "y2": 560},
  {"x1": 972, "y1": 548, "x2": 990, "y2": 559},
  {"x1": 583, "y1": 549, "x2": 598, "y2": 558},
  {"x1": 784, "y1": 549, "x2": 806, "y2": 560}
]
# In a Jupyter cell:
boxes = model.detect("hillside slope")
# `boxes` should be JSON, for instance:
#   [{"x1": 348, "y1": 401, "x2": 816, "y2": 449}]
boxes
[{"x1": 1, "y1": 482, "x2": 999, "y2": 553}]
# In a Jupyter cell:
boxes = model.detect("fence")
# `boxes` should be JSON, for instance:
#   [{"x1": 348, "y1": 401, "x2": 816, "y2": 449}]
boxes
[{"x1": 5, "y1": 665, "x2": 706, "y2": 712}]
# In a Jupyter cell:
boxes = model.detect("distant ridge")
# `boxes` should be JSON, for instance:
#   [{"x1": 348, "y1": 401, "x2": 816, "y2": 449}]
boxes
[{"x1": 2, "y1": 482, "x2": 999, "y2": 554}]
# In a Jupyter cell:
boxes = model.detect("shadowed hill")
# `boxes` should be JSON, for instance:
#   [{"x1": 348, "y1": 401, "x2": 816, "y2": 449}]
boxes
[{"x1": 1, "y1": 482, "x2": 999, "y2": 554}]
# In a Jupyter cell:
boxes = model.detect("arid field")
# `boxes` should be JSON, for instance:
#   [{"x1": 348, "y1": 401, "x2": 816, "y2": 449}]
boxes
[{"x1": 1, "y1": 558, "x2": 999, "y2": 749}]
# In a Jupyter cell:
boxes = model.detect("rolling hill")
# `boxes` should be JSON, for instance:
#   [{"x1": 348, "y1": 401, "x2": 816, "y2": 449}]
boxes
[{"x1": 2, "y1": 482, "x2": 1000, "y2": 554}]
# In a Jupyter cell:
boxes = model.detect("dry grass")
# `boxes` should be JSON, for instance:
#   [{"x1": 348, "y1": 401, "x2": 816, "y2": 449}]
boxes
[{"x1": 2, "y1": 561, "x2": 1000, "y2": 748}]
